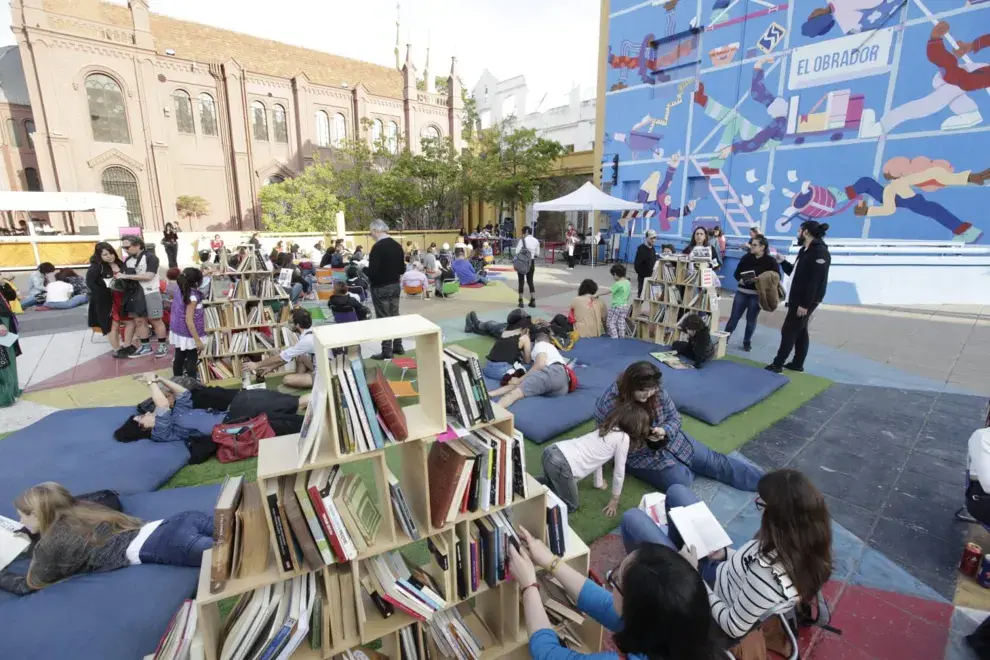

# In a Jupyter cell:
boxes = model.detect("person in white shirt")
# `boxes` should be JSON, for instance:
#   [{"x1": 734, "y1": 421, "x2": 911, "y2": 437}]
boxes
[
  {"x1": 516, "y1": 225, "x2": 541, "y2": 308},
  {"x1": 488, "y1": 326, "x2": 569, "y2": 408},
  {"x1": 400, "y1": 261, "x2": 430, "y2": 295},
  {"x1": 117, "y1": 236, "x2": 168, "y2": 358},
  {"x1": 44, "y1": 278, "x2": 86, "y2": 309},
  {"x1": 242, "y1": 308, "x2": 317, "y2": 388},
  {"x1": 960, "y1": 427, "x2": 990, "y2": 525},
  {"x1": 539, "y1": 401, "x2": 649, "y2": 516}
]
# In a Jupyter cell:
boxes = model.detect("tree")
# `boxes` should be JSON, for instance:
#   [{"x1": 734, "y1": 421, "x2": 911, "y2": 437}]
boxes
[
  {"x1": 175, "y1": 195, "x2": 210, "y2": 230},
  {"x1": 258, "y1": 159, "x2": 343, "y2": 233}
]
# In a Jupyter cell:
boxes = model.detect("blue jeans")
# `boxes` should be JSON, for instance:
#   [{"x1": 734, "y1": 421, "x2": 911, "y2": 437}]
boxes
[
  {"x1": 45, "y1": 294, "x2": 88, "y2": 309},
  {"x1": 290, "y1": 282, "x2": 304, "y2": 303},
  {"x1": 483, "y1": 361, "x2": 513, "y2": 380},
  {"x1": 619, "y1": 485, "x2": 720, "y2": 586},
  {"x1": 724, "y1": 291, "x2": 761, "y2": 343},
  {"x1": 138, "y1": 511, "x2": 214, "y2": 567},
  {"x1": 626, "y1": 435, "x2": 762, "y2": 493},
  {"x1": 20, "y1": 295, "x2": 40, "y2": 309}
]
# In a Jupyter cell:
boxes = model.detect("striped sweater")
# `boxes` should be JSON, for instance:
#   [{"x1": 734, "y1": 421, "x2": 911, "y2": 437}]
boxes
[{"x1": 707, "y1": 539, "x2": 799, "y2": 639}]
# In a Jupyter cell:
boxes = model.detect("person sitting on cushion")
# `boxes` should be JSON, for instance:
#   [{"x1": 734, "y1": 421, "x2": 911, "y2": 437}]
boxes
[
  {"x1": 0, "y1": 482, "x2": 213, "y2": 595},
  {"x1": 114, "y1": 373, "x2": 309, "y2": 443},
  {"x1": 400, "y1": 261, "x2": 430, "y2": 296},
  {"x1": 452, "y1": 249, "x2": 488, "y2": 285},
  {"x1": 672, "y1": 313, "x2": 715, "y2": 369},
  {"x1": 487, "y1": 326, "x2": 569, "y2": 408},
  {"x1": 329, "y1": 280, "x2": 370, "y2": 320}
]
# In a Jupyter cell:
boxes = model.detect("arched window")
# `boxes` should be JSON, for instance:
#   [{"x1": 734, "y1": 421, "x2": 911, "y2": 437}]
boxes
[
  {"x1": 198, "y1": 93, "x2": 217, "y2": 136},
  {"x1": 24, "y1": 167, "x2": 41, "y2": 191},
  {"x1": 333, "y1": 113, "x2": 347, "y2": 147},
  {"x1": 315, "y1": 110, "x2": 330, "y2": 148},
  {"x1": 420, "y1": 125, "x2": 441, "y2": 143},
  {"x1": 101, "y1": 166, "x2": 143, "y2": 227},
  {"x1": 273, "y1": 104, "x2": 288, "y2": 143},
  {"x1": 24, "y1": 119, "x2": 35, "y2": 150},
  {"x1": 5, "y1": 118, "x2": 21, "y2": 148},
  {"x1": 172, "y1": 90, "x2": 195, "y2": 134},
  {"x1": 85, "y1": 73, "x2": 130, "y2": 144},
  {"x1": 251, "y1": 101, "x2": 268, "y2": 141},
  {"x1": 386, "y1": 120, "x2": 399, "y2": 154},
  {"x1": 371, "y1": 118, "x2": 383, "y2": 146},
  {"x1": 265, "y1": 174, "x2": 285, "y2": 186}
]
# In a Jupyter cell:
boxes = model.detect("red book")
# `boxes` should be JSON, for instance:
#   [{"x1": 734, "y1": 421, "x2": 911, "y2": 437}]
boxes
[
  {"x1": 380, "y1": 593, "x2": 426, "y2": 621},
  {"x1": 306, "y1": 469, "x2": 347, "y2": 561}
]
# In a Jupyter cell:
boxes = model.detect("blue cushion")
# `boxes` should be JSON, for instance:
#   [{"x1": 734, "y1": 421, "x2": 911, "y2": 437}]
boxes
[
  {"x1": 0, "y1": 484, "x2": 220, "y2": 660},
  {"x1": 0, "y1": 407, "x2": 191, "y2": 518}
]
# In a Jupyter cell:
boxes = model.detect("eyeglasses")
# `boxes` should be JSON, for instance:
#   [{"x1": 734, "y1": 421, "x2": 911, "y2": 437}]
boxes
[
  {"x1": 605, "y1": 568, "x2": 623, "y2": 595},
  {"x1": 755, "y1": 497, "x2": 766, "y2": 511}
]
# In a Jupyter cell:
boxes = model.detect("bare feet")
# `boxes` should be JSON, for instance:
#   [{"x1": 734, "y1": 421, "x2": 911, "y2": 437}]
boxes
[
  {"x1": 931, "y1": 21, "x2": 950, "y2": 41},
  {"x1": 854, "y1": 201, "x2": 869, "y2": 217}
]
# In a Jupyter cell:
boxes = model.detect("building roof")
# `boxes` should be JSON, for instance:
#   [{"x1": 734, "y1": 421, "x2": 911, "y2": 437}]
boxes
[
  {"x1": 42, "y1": 0, "x2": 404, "y2": 97},
  {"x1": 0, "y1": 46, "x2": 31, "y2": 106}
]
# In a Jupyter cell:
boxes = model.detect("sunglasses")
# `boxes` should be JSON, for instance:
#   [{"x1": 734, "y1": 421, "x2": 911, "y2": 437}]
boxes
[{"x1": 605, "y1": 568, "x2": 623, "y2": 595}]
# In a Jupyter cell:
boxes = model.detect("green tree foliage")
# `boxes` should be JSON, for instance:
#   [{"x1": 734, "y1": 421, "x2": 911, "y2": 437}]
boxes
[
  {"x1": 258, "y1": 159, "x2": 342, "y2": 233},
  {"x1": 175, "y1": 195, "x2": 210, "y2": 229}
]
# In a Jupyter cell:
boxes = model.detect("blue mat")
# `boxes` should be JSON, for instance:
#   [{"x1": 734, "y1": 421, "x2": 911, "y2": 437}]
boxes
[
  {"x1": 484, "y1": 337, "x2": 788, "y2": 443},
  {"x1": 0, "y1": 484, "x2": 220, "y2": 660},
  {"x1": 0, "y1": 407, "x2": 191, "y2": 518}
]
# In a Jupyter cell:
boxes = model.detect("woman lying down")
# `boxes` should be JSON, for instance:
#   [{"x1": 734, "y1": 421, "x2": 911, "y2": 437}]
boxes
[
  {"x1": 114, "y1": 373, "x2": 310, "y2": 443},
  {"x1": 0, "y1": 482, "x2": 213, "y2": 595}
]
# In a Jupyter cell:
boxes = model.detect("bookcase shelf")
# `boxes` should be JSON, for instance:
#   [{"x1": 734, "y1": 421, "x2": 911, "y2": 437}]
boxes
[
  {"x1": 194, "y1": 314, "x2": 602, "y2": 660},
  {"x1": 630, "y1": 255, "x2": 721, "y2": 345}
]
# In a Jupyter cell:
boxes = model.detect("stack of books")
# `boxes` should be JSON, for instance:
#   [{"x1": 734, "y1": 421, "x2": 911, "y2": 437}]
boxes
[
  {"x1": 442, "y1": 347, "x2": 495, "y2": 429},
  {"x1": 456, "y1": 510, "x2": 520, "y2": 598},
  {"x1": 422, "y1": 608, "x2": 497, "y2": 660},
  {"x1": 426, "y1": 428, "x2": 528, "y2": 530},
  {"x1": 324, "y1": 354, "x2": 408, "y2": 456},
  {"x1": 216, "y1": 573, "x2": 319, "y2": 660},
  {"x1": 538, "y1": 574, "x2": 589, "y2": 652},
  {"x1": 210, "y1": 476, "x2": 270, "y2": 594},
  {"x1": 360, "y1": 551, "x2": 448, "y2": 621},
  {"x1": 151, "y1": 600, "x2": 200, "y2": 660}
]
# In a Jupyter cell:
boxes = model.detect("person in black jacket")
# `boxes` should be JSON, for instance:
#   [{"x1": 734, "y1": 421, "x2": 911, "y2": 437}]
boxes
[
  {"x1": 672, "y1": 313, "x2": 715, "y2": 369},
  {"x1": 724, "y1": 234, "x2": 779, "y2": 351},
  {"x1": 634, "y1": 229, "x2": 659, "y2": 298},
  {"x1": 766, "y1": 220, "x2": 831, "y2": 374},
  {"x1": 364, "y1": 219, "x2": 406, "y2": 359},
  {"x1": 162, "y1": 223, "x2": 179, "y2": 269},
  {"x1": 328, "y1": 280, "x2": 370, "y2": 320}
]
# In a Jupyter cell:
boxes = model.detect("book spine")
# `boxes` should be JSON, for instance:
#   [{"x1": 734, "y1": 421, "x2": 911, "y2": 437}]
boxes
[
  {"x1": 209, "y1": 506, "x2": 236, "y2": 592},
  {"x1": 367, "y1": 588, "x2": 395, "y2": 619},
  {"x1": 427, "y1": 538, "x2": 448, "y2": 571},
  {"x1": 469, "y1": 540, "x2": 478, "y2": 592},
  {"x1": 266, "y1": 491, "x2": 294, "y2": 572},
  {"x1": 455, "y1": 540, "x2": 466, "y2": 600},
  {"x1": 350, "y1": 358, "x2": 385, "y2": 449},
  {"x1": 296, "y1": 486, "x2": 334, "y2": 565},
  {"x1": 258, "y1": 619, "x2": 297, "y2": 660},
  {"x1": 307, "y1": 485, "x2": 348, "y2": 561},
  {"x1": 381, "y1": 592, "x2": 427, "y2": 621},
  {"x1": 466, "y1": 458, "x2": 481, "y2": 513}
]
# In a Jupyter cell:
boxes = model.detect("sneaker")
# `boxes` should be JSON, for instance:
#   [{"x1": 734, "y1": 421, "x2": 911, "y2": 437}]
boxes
[
  {"x1": 113, "y1": 346, "x2": 135, "y2": 359},
  {"x1": 528, "y1": 298, "x2": 536, "y2": 308},
  {"x1": 369, "y1": 352, "x2": 392, "y2": 361},
  {"x1": 941, "y1": 111, "x2": 982, "y2": 131},
  {"x1": 742, "y1": 341, "x2": 752, "y2": 352},
  {"x1": 129, "y1": 344, "x2": 153, "y2": 358},
  {"x1": 783, "y1": 362, "x2": 804, "y2": 372},
  {"x1": 464, "y1": 311, "x2": 479, "y2": 333},
  {"x1": 154, "y1": 342, "x2": 169, "y2": 358},
  {"x1": 765, "y1": 363, "x2": 783, "y2": 373}
]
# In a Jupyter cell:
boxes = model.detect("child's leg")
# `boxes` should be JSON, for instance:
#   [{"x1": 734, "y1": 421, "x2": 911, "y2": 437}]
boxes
[
  {"x1": 183, "y1": 348, "x2": 199, "y2": 378},
  {"x1": 672, "y1": 340, "x2": 696, "y2": 360},
  {"x1": 109, "y1": 321, "x2": 120, "y2": 350},
  {"x1": 172, "y1": 347, "x2": 186, "y2": 377},
  {"x1": 541, "y1": 445, "x2": 580, "y2": 512},
  {"x1": 605, "y1": 306, "x2": 621, "y2": 338},
  {"x1": 616, "y1": 305, "x2": 629, "y2": 338}
]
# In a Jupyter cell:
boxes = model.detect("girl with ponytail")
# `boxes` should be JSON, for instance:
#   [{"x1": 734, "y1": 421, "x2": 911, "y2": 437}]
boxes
[{"x1": 168, "y1": 267, "x2": 205, "y2": 378}]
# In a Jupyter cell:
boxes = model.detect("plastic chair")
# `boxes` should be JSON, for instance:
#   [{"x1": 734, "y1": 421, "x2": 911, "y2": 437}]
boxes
[
  {"x1": 331, "y1": 309, "x2": 359, "y2": 324},
  {"x1": 347, "y1": 285, "x2": 367, "y2": 303},
  {"x1": 402, "y1": 284, "x2": 426, "y2": 300},
  {"x1": 439, "y1": 279, "x2": 460, "y2": 298}
]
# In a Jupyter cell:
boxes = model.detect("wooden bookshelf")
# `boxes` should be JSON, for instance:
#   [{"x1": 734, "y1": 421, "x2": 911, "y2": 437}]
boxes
[
  {"x1": 193, "y1": 314, "x2": 603, "y2": 660},
  {"x1": 630, "y1": 255, "x2": 721, "y2": 345}
]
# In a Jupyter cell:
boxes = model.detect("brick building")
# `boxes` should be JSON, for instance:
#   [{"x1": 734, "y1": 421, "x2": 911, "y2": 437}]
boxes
[{"x1": 6, "y1": 0, "x2": 464, "y2": 232}]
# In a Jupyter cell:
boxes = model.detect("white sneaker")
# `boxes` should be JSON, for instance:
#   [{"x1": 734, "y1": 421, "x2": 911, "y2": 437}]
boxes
[{"x1": 942, "y1": 111, "x2": 983, "y2": 131}]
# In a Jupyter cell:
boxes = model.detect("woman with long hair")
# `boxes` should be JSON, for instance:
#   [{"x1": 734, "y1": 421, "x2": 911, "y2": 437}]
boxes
[
  {"x1": 621, "y1": 469, "x2": 832, "y2": 645},
  {"x1": 0, "y1": 482, "x2": 213, "y2": 595},
  {"x1": 510, "y1": 526, "x2": 725, "y2": 660},
  {"x1": 86, "y1": 242, "x2": 135, "y2": 357},
  {"x1": 724, "y1": 233, "x2": 779, "y2": 351},
  {"x1": 683, "y1": 226, "x2": 723, "y2": 270},
  {"x1": 162, "y1": 222, "x2": 179, "y2": 269},
  {"x1": 594, "y1": 361, "x2": 762, "y2": 492},
  {"x1": 210, "y1": 233, "x2": 224, "y2": 263},
  {"x1": 168, "y1": 267, "x2": 205, "y2": 378}
]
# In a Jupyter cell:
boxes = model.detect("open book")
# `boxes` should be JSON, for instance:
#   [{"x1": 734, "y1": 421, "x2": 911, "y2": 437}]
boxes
[
  {"x1": 667, "y1": 502, "x2": 731, "y2": 558},
  {"x1": 0, "y1": 514, "x2": 31, "y2": 572}
]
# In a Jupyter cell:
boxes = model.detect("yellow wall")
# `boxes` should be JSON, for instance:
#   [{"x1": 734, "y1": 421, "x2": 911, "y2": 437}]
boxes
[{"x1": 594, "y1": 0, "x2": 610, "y2": 188}]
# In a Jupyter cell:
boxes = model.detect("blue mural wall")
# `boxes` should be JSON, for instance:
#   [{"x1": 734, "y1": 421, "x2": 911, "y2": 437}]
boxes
[{"x1": 602, "y1": 0, "x2": 990, "y2": 258}]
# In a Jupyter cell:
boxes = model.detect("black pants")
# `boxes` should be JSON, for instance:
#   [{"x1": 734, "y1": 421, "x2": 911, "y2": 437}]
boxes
[
  {"x1": 226, "y1": 389, "x2": 304, "y2": 436},
  {"x1": 172, "y1": 347, "x2": 199, "y2": 378},
  {"x1": 164, "y1": 244, "x2": 178, "y2": 269},
  {"x1": 637, "y1": 276, "x2": 646, "y2": 298},
  {"x1": 565, "y1": 251, "x2": 575, "y2": 269},
  {"x1": 370, "y1": 283, "x2": 403, "y2": 356},
  {"x1": 517, "y1": 262, "x2": 535, "y2": 298},
  {"x1": 773, "y1": 304, "x2": 816, "y2": 368}
]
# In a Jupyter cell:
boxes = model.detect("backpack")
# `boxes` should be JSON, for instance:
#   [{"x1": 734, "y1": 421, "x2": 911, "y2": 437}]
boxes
[{"x1": 513, "y1": 242, "x2": 533, "y2": 274}]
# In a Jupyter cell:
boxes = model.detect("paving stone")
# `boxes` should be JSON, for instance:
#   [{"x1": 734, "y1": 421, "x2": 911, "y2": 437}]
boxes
[
  {"x1": 903, "y1": 450, "x2": 966, "y2": 488},
  {"x1": 828, "y1": 408, "x2": 927, "y2": 448},
  {"x1": 881, "y1": 491, "x2": 967, "y2": 545},
  {"x1": 747, "y1": 424, "x2": 808, "y2": 455},
  {"x1": 824, "y1": 494, "x2": 876, "y2": 542},
  {"x1": 785, "y1": 401, "x2": 842, "y2": 428},
  {"x1": 792, "y1": 449, "x2": 902, "y2": 511},
  {"x1": 740, "y1": 443, "x2": 792, "y2": 472},
  {"x1": 868, "y1": 517, "x2": 963, "y2": 599},
  {"x1": 764, "y1": 413, "x2": 823, "y2": 440}
]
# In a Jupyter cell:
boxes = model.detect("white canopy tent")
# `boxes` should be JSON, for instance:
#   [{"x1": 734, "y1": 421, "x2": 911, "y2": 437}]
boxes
[{"x1": 532, "y1": 182, "x2": 642, "y2": 266}]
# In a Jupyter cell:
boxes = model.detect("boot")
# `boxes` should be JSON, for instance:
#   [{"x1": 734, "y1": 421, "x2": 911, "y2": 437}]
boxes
[
  {"x1": 518, "y1": 297, "x2": 525, "y2": 308},
  {"x1": 392, "y1": 339, "x2": 405, "y2": 356},
  {"x1": 464, "y1": 311, "x2": 480, "y2": 333},
  {"x1": 743, "y1": 341, "x2": 752, "y2": 352},
  {"x1": 528, "y1": 298, "x2": 536, "y2": 308}
]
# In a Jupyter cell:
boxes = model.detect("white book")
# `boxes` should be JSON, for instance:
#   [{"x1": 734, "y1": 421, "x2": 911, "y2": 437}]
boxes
[
  {"x1": 234, "y1": 582, "x2": 282, "y2": 660},
  {"x1": 667, "y1": 502, "x2": 732, "y2": 557},
  {"x1": 0, "y1": 515, "x2": 31, "y2": 572},
  {"x1": 220, "y1": 586, "x2": 267, "y2": 660},
  {"x1": 296, "y1": 369, "x2": 326, "y2": 467}
]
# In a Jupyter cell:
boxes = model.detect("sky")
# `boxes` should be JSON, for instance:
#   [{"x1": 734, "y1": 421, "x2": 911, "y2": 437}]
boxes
[{"x1": 0, "y1": 0, "x2": 600, "y2": 111}]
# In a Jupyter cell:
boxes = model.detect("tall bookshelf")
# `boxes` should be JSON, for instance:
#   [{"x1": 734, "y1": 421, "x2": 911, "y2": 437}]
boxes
[
  {"x1": 193, "y1": 315, "x2": 603, "y2": 659},
  {"x1": 199, "y1": 246, "x2": 293, "y2": 384},
  {"x1": 630, "y1": 255, "x2": 720, "y2": 345}
]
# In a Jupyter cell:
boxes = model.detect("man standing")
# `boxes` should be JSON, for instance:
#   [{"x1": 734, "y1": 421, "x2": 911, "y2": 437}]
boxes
[
  {"x1": 365, "y1": 219, "x2": 406, "y2": 359},
  {"x1": 633, "y1": 229, "x2": 659, "y2": 298},
  {"x1": 119, "y1": 236, "x2": 168, "y2": 358},
  {"x1": 766, "y1": 220, "x2": 831, "y2": 374}
]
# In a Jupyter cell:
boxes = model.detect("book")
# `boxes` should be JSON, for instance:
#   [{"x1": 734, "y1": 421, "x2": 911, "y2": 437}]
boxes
[
  {"x1": 331, "y1": 476, "x2": 369, "y2": 555},
  {"x1": 210, "y1": 475, "x2": 245, "y2": 593},
  {"x1": 0, "y1": 514, "x2": 31, "y2": 573},
  {"x1": 280, "y1": 476, "x2": 322, "y2": 570},
  {"x1": 308, "y1": 467, "x2": 356, "y2": 561},
  {"x1": 338, "y1": 473, "x2": 383, "y2": 545},
  {"x1": 442, "y1": 355, "x2": 471, "y2": 428},
  {"x1": 511, "y1": 430, "x2": 529, "y2": 500},
  {"x1": 350, "y1": 356, "x2": 385, "y2": 449},
  {"x1": 266, "y1": 480, "x2": 296, "y2": 572},
  {"x1": 296, "y1": 369, "x2": 326, "y2": 467},
  {"x1": 427, "y1": 441, "x2": 471, "y2": 529},
  {"x1": 545, "y1": 489, "x2": 567, "y2": 557},
  {"x1": 386, "y1": 467, "x2": 420, "y2": 541},
  {"x1": 293, "y1": 471, "x2": 334, "y2": 566},
  {"x1": 235, "y1": 482, "x2": 271, "y2": 578},
  {"x1": 667, "y1": 501, "x2": 732, "y2": 557},
  {"x1": 445, "y1": 347, "x2": 495, "y2": 424}
]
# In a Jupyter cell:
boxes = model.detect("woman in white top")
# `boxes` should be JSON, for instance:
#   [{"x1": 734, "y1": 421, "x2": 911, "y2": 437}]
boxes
[
  {"x1": 488, "y1": 326, "x2": 568, "y2": 408},
  {"x1": 540, "y1": 400, "x2": 650, "y2": 517},
  {"x1": 620, "y1": 469, "x2": 832, "y2": 642}
]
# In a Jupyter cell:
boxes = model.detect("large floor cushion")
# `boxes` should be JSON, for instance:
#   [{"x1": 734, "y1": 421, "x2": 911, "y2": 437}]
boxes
[
  {"x1": 0, "y1": 407, "x2": 191, "y2": 518},
  {"x1": 0, "y1": 484, "x2": 221, "y2": 660}
]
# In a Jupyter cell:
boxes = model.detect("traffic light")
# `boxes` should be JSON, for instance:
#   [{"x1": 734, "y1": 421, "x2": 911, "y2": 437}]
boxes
[{"x1": 611, "y1": 154, "x2": 619, "y2": 186}]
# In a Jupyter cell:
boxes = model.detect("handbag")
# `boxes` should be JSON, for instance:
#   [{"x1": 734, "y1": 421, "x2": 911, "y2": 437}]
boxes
[{"x1": 212, "y1": 413, "x2": 276, "y2": 463}]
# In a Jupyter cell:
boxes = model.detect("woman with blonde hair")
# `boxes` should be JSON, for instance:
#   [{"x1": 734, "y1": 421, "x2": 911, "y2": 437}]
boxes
[{"x1": 0, "y1": 482, "x2": 213, "y2": 595}]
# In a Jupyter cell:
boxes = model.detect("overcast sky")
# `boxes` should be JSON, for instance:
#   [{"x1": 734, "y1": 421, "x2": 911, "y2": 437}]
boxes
[{"x1": 0, "y1": 0, "x2": 600, "y2": 110}]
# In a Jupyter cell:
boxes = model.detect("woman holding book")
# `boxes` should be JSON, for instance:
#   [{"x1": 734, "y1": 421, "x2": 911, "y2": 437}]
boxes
[
  {"x1": 0, "y1": 482, "x2": 213, "y2": 595},
  {"x1": 508, "y1": 526, "x2": 725, "y2": 660},
  {"x1": 723, "y1": 234, "x2": 778, "y2": 352},
  {"x1": 594, "y1": 361, "x2": 762, "y2": 493},
  {"x1": 620, "y1": 469, "x2": 832, "y2": 647}
]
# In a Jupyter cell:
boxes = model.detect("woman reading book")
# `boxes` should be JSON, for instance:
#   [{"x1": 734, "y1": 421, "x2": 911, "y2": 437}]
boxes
[
  {"x1": 619, "y1": 469, "x2": 832, "y2": 646},
  {"x1": 508, "y1": 526, "x2": 725, "y2": 660},
  {"x1": 0, "y1": 482, "x2": 213, "y2": 595}
]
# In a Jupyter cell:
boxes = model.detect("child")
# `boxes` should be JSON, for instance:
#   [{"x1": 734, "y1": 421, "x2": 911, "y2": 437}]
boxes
[
  {"x1": 169, "y1": 267, "x2": 206, "y2": 378},
  {"x1": 0, "y1": 482, "x2": 212, "y2": 595},
  {"x1": 661, "y1": 243, "x2": 675, "y2": 255},
  {"x1": 329, "y1": 280, "x2": 370, "y2": 320},
  {"x1": 599, "y1": 263, "x2": 632, "y2": 339},
  {"x1": 481, "y1": 241, "x2": 494, "y2": 264},
  {"x1": 673, "y1": 313, "x2": 715, "y2": 369},
  {"x1": 539, "y1": 402, "x2": 650, "y2": 514}
]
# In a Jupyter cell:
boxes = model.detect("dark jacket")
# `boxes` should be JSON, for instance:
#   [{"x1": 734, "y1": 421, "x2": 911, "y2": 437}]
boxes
[
  {"x1": 634, "y1": 243, "x2": 658, "y2": 280},
  {"x1": 365, "y1": 236, "x2": 405, "y2": 288},
  {"x1": 0, "y1": 283, "x2": 21, "y2": 357},
  {"x1": 320, "y1": 249, "x2": 334, "y2": 268},
  {"x1": 780, "y1": 238, "x2": 830, "y2": 310},
  {"x1": 86, "y1": 261, "x2": 119, "y2": 334},
  {"x1": 329, "y1": 294, "x2": 370, "y2": 320},
  {"x1": 733, "y1": 252, "x2": 779, "y2": 289}
]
